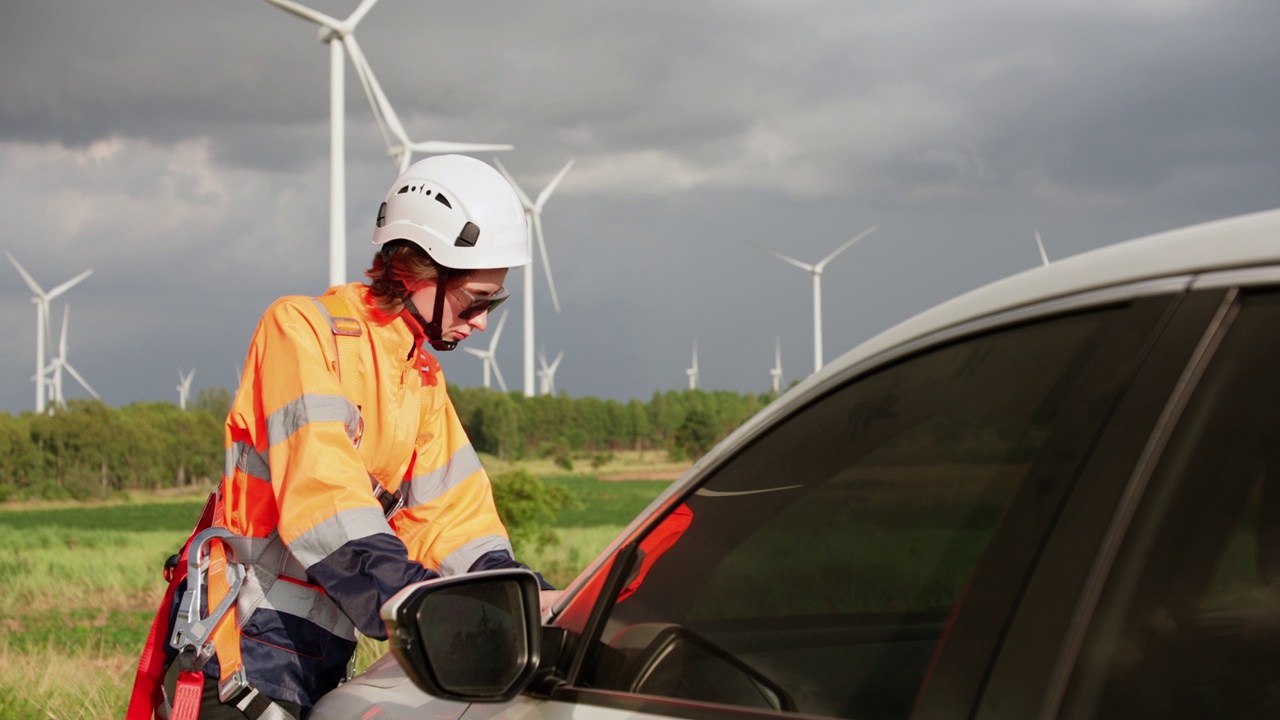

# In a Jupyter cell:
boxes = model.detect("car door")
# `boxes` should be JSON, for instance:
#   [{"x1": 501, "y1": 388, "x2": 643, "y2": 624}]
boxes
[
  {"x1": 974, "y1": 274, "x2": 1280, "y2": 719},
  {"x1": 496, "y1": 281, "x2": 1208, "y2": 720}
]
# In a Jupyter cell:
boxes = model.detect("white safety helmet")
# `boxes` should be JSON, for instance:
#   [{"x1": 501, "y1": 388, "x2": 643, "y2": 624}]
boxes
[{"x1": 372, "y1": 155, "x2": 531, "y2": 269}]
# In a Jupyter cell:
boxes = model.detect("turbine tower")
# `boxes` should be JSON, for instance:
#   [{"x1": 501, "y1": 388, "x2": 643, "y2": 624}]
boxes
[
  {"x1": 770, "y1": 336, "x2": 783, "y2": 393},
  {"x1": 494, "y1": 158, "x2": 573, "y2": 398},
  {"x1": 757, "y1": 225, "x2": 877, "y2": 374},
  {"x1": 261, "y1": 0, "x2": 515, "y2": 287},
  {"x1": 1034, "y1": 231, "x2": 1050, "y2": 266},
  {"x1": 177, "y1": 367, "x2": 196, "y2": 410},
  {"x1": 6, "y1": 251, "x2": 92, "y2": 413},
  {"x1": 462, "y1": 310, "x2": 509, "y2": 392},
  {"x1": 537, "y1": 349, "x2": 563, "y2": 396},
  {"x1": 44, "y1": 304, "x2": 99, "y2": 408},
  {"x1": 686, "y1": 339, "x2": 699, "y2": 391}
]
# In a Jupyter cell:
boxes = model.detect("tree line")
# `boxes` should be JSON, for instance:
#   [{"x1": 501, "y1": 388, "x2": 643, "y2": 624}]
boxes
[{"x1": 0, "y1": 386, "x2": 778, "y2": 503}]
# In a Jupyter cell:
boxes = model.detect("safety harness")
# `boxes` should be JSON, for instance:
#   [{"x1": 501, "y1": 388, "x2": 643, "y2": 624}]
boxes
[{"x1": 128, "y1": 292, "x2": 407, "y2": 720}]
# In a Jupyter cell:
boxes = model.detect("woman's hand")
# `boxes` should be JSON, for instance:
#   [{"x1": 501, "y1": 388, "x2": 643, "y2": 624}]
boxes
[{"x1": 540, "y1": 590, "x2": 565, "y2": 614}]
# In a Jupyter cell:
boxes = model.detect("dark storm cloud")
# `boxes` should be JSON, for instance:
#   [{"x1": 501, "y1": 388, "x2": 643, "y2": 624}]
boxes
[{"x1": 2, "y1": 0, "x2": 1278, "y2": 413}]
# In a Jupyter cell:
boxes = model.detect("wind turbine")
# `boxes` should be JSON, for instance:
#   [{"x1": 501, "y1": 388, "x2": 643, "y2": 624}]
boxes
[
  {"x1": 537, "y1": 349, "x2": 563, "y2": 396},
  {"x1": 44, "y1": 304, "x2": 99, "y2": 408},
  {"x1": 260, "y1": 0, "x2": 515, "y2": 287},
  {"x1": 1034, "y1": 231, "x2": 1051, "y2": 266},
  {"x1": 686, "y1": 340, "x2": 700, "y2": 391},
  {"x1": 177, "y1": 367, "x2": 196, "y2": 410},
  {"x1": 463, "y1": 310, "x2": 509, "y2": 392},
  {"x1": 769, "y1": 336, "x2": 783, "y2": 393},
  {"x1": 756, "y1": 225, "x2": 877, "y2": 375},
  {"x1": 494, "y1": 158, "x2": 573, "y2": 398},
  {"x1": 6, "y1": 251, "x2": 92, "y2": 413}
]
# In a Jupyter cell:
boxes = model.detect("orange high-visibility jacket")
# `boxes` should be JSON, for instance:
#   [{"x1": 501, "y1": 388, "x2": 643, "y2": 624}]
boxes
[{"x1": 200, "y1": 282, "x2": 532, "y2": 708}]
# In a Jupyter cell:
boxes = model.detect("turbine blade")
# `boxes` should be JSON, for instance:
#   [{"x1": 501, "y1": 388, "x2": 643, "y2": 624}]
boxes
[
  {"x1": 411, "y1": 140, "x2": 514, "y2": 154},
  {"x1": 489, "y1": 310, "x2": 508, "y2": 350},
  {"x1": 1035, "y1": 231, "x2": 1050, "y2": 266},
  {"x1": 815, "y1": 225, "x2": 877, "y2": 270},
  {"x1": 550, "y1": 352, "x2": 563, "y2": 372},
  {"x1": 344, "y1": 35, "x2": 408, "y2": 151},
  {"x1": 62, "y1": 362, "x2": 99, "y2": 400},
  {"x1": 491, "y1": 362, "x2": 508, "y2": 393},
  {"x1": 58, "y1": 305, "x2": 69, "y2": 357},
  {"x1": 5, "y1": 251, "x2": 46, "y2": 297},
  {"x1": 534, "y1": 214, "x2": 561, "y2": 313},
  {"x1": 46, "y1": 268, "x2": 93, "y2": 300},
  {"x1": 462, "y1": 347, "x2": 486, "y2": 359},
  {"x1": 493, "y1": 158, "x2": 535, "y2": 209},
  {"x1": 260, "y1": 0, "x2": 345, "y2": 32},
  {"x1": 344, "y1": 0, "x2": 381, "y2": 28},
  {"x1": 767, "y1": 248, "x2": 815, "y2": 273},
  {"x1": 535, "y1": 159, "x2": 574, "y2": 210}
]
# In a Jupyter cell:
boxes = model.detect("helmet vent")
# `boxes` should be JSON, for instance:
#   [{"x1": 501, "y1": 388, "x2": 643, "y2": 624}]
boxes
[{"x1": 435, "y1": 193, "x2": 453, "y2": 209}]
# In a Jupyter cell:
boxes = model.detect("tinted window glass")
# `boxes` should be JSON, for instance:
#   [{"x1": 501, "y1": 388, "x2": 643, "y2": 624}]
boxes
[
  {"x1": 1065, "y1": 290, "x2": 1280, "y2": 719},
  {"x1": 583, "y1": 305, "x2": 1157, "y2": 719}
]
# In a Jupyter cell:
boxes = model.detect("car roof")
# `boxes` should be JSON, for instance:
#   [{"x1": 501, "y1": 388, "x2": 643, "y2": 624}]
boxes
[{"x1": 823, "y1": 207, "x2": 1280, "y2": 384}]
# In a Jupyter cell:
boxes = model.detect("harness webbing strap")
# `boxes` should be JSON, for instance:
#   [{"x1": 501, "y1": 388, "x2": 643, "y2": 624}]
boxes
[
  {"x1": 313, "y1": 295, "x2": 365, "y2": 413},
  {"x1": 126, "y1": 493, "x2": 216, "y2": 720}
]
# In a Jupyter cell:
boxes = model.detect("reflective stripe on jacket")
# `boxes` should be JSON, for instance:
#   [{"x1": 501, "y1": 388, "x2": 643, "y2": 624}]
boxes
[{"x1": 212, "y1": 282, "x2": 522, "y2": 707}]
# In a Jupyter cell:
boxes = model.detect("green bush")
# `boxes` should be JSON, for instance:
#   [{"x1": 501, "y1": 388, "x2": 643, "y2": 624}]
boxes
[{"x1": 490, "y1": 468, "x2": 583, "y2": 555}]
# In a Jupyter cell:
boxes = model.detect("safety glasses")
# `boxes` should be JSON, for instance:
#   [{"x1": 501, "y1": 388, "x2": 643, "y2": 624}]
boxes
[{"x1": 450, "y1": 285, "x2": 509, "y2": 320}]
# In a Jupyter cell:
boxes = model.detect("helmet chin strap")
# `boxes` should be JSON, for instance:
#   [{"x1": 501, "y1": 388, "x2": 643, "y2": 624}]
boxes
[{"x1": 388, "y1": 246, "x2": 457, "y2": 352}]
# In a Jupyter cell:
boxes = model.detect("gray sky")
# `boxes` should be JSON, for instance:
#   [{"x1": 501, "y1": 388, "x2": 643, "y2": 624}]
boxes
[{"x1": 2, "y1": 0, "x2": 1277, "y2": 413}]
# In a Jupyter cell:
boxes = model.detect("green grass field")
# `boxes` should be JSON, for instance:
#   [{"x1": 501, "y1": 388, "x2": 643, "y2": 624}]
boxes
[{"x1": 0, "y1": 474, "x2": 672, "y2": 720}]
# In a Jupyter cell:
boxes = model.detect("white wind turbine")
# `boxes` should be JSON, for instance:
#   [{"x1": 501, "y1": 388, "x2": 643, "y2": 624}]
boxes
[
  {"x1": 756, "y1": 225, "x2": 877, "y2": 375},
  {"x1": 177, "y1": 367, "x2": 196, "y2": 410},
  {"x1": 494, "y1": 159, "x2": 573, "y2": 398},
  {"x1": 6, "y1": 251, "x2": 92, "y2": 413},
  {"x1": 463, "y1": 310, "x2": 510, "y2": 392},
  {"x1": 537, "y1": 349, "x2": 563, "y2": 396},
  {"x1": 770, "y1": 336, "x2": 783, "y2": 393},
  {"x1": 43, "y1": 304, "x2": 99, "y2": 408},
  {"x1": 686, "y1": 339, "x2": 700, "y2": 391},
  {"x1": 260, "y1": 0, "x2": 515, "y2": 287},
  {"x1": 1034, "y1": 231, "x2": 1051, "y2": 266}
]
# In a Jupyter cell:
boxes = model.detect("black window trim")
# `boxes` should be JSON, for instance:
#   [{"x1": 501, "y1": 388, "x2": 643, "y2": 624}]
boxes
[{"x1": 1035, "y1": 286, "x2": 1244, "y2": 718}]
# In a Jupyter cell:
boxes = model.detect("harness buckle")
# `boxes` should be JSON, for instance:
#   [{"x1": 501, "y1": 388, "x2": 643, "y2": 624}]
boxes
[{"x1": 169, "y1": 527, "x2": 245, "y2": 666}]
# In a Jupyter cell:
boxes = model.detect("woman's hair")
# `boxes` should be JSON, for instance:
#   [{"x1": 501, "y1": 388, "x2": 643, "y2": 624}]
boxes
[{"x1": 365, "y1": 244, "x2": 474, "y2": 315}]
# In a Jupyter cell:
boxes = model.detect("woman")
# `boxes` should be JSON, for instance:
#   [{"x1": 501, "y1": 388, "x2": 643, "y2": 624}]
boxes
[{"x1": 131, "y1": 155, "x2": 552, "y2": 720}]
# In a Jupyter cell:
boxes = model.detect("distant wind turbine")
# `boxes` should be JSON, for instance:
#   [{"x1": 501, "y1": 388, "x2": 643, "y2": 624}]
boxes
[
  {"x1": 770, "y1": 336, "x2": 783, "y2": 393},
  {"x1": 537, "y1": 349, "x2": 564, "y2": 396},
  {"x1": 6, "y1": 251, "x2": 92, "y2": 413},
  {"x1": 495, "y1": 158, "x2": 573, "y2": 398},
  {"x1": 177, "y1": 367, "x2": 196, "y2": 410},
  {"x1": 1034, "y1": 231, "x2": 1051, "y2": 266},
  {"x1": 755, "y1": 225, "x2": 877, "y2": 374},
  {"x1": 686, "y1": 339, "x2": 700, "y2": 391},
  {"x1": 463, "y1": 310, "x2": 510, "y2": 392},
  {"x1": 43, "y1": 304, "x2": 99, "y2": 408}
]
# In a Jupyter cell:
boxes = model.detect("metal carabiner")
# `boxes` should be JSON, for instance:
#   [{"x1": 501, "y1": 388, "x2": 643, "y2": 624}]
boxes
[{"x1": 169, "y1": 527, "x2": 245, "y2": 666}]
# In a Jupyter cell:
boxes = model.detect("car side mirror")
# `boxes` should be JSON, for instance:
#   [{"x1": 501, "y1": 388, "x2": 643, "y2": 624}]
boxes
[{"x1": 382, "y1": 569, "x2": 543, "y2": 702}]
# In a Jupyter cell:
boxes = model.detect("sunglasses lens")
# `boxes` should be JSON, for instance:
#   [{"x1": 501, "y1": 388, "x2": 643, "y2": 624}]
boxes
[{"x1": 456, "y1": 288, "x2": 509, "y2": 320}]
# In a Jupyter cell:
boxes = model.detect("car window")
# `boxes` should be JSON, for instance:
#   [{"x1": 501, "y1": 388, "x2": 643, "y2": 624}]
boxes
[
  {"x1": 578, "y1": 301, "x2": 1169, "y2": 720},
  {"x1": 1063, "y1": 290, "x2": 1280, "y2": 720}
]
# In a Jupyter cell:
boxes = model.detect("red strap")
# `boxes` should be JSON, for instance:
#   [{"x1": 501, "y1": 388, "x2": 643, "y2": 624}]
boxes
[{"x1": 126, "y1": 493, "x2": 217, "y2": 720}]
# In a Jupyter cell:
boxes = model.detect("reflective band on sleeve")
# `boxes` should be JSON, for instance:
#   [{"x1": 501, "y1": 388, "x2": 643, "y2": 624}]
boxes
[
  {"x1": 402, "y1": 444, "x2": 484, "y2": 508},
  {"x1": 287, "y1": 505, "x2": 393, "y2": 568},
  {"x1": 436, "y1": 535, "x2": 514, "y2": 577},
  {"x1": 226, "y1": 441, "x2": 271, "y2": 481},
  {"x1": 256, "y1": 575, "x2": 357, "y2": 642},
  {"x1": 265, "y1": 393, "x2": 361, "y2": 448}
]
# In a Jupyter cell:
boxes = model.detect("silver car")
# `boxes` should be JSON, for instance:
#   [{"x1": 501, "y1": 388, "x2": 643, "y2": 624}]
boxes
[{"x1": 316, "y1": 208, "x2": 1280, "y2": 720}]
